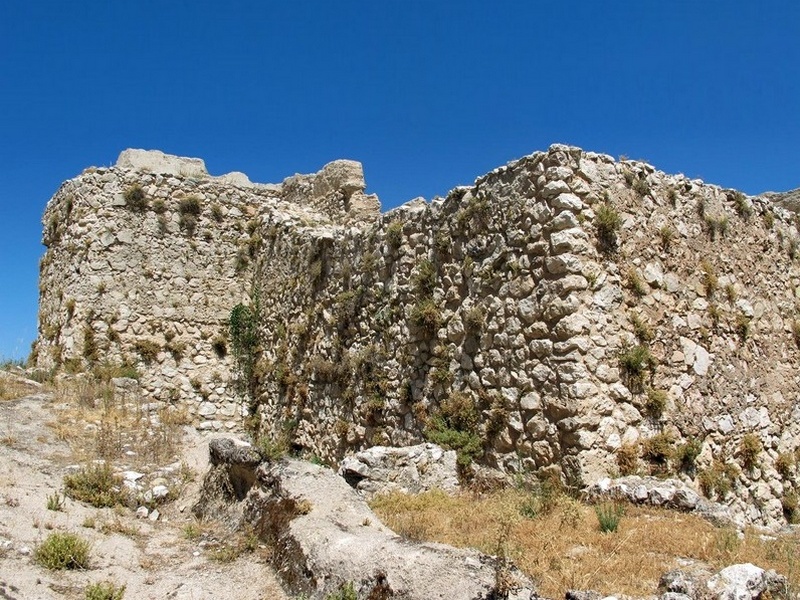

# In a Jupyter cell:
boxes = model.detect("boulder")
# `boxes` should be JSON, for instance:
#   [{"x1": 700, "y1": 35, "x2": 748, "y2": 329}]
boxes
[{"x1": 706, "y1": 563, "x2": 787, "y2": 600}]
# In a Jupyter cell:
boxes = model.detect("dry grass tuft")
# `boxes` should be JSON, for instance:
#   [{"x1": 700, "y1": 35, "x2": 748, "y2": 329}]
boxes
[{"x1": 370, "y1": 489, "x2": 800, "y2": 598}]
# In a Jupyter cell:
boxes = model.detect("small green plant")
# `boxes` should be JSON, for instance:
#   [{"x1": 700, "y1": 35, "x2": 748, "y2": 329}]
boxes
[
  {"x1": 165, "y1": 340, "x2": 186, "y2": 361},
  {"x1": 256, "y1": 435, "x2": 289, "y2": 462},
  {"x1": 178, "y1": 195, "x2": 202, "y2": 216},
  {"x1": 675, "y1": 438, "x2": 702, "y2": 474},
  {"x1": 731, "y1": 191, "x2": 752, "y2": 219},
  {"x1": 85, "y1": 581, "x2": 126, "y2": 600},
  {"x1": 735, "y1": 313, "x2": 751, "y2": 341},
  {"x1": 412, "y1": 259, "x2": 437, "y2": 297},
  {"x1": 739, "y1": 433, "x2": 762, "y2": 470},
  {"x1": 65, "y1": 298, "x2": 76, "y2": 319},
  {"x1": 82, "y1": 326, "x2": 99, "y2": 363},
  {"x1": 619, "y1": 345, "x2": 656, "y2": 391},
  {"x1": 177, "y1": 196, "x2": 201, "y2": 236},
  {"x1": 410, "y1": 298, "x2": 442, "y2": 334},
  {"x1": 519, "y1": 478, "x2": 562, "y2": 519},
  {"x1": 434, "y1": 229, "x2": 451, "y2": 254},
  {"x1": 63, "y1": 463, "x2": 126, "y2": 508},
  {"x1": 425, "y1": 391, "x2": 482, "y2": 468},
  {"x1": 698, "y1": 459, "x2": 739, "y2": 500},
  {"x1": 658, "y1": 224, "x2": 675, "y2": 252},
  {"x1": 595, "y1": 501, "x2": 625, "y2": 533},
  {"x1": 456, "y1": 194, "x2": 491, "y2": 230},
  {"x1": 152, "y1": 198, "x2": 166, "y2": 214},
  {"x1": 594, "y1": 202, "x2": 622, "y2": 253},
  {"x1": 708, "y1": 303, "x2": 722, "y2": 329},
  {"x1": 46, "y1": 492, "x2": 65, "y2": 511},
  {"x1": 211, "y1": 203, "x2": 224, "y2": 222},
  {"x1": 644, "y1": 388, "x2": 668, "y2": 419},
  {"x1": 34, "y1": 532, "x2": 90, "y2": 570},
  {"x1": 704, "y1": 213, "x2": 729, "y2": 240},
  {"x1": 631, "y1": 177, "x2": 650, "y2": 197},
  {"x1": 385, "y1": 221, "x2": 403, "y2": 249},
  {"x1": 763, "y1": 210, "x2": 775, "y2": 229},
  {"x1": 667, "y1": 188, "x2": 678, "y2": 206},
  {"x1": 630, "y1": 313, "x2": 654, "y2": 342},
  {"x1": 724, "y1": 284, "x2": 737, "y2": 304},
  {"x1": 123, "y1": 185, "x2": 147, "y2": 211},
  {"x1": 463, "y1": 306, "x2": 485, "y2": 333},
  {"x1": 326, "y1": 581, "x2": 357, "y2": 600},
  {"x1": 625, "y1": 268, "x2": 647, "y2": 298},
  {"x1": 700, "y1": 260, "x2": 718, "y2": 298}
]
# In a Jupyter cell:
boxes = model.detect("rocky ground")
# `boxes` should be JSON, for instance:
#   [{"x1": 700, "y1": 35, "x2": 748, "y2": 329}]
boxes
[{"x1": 0, "y1": 389, "x2": 287, "y2": 600}]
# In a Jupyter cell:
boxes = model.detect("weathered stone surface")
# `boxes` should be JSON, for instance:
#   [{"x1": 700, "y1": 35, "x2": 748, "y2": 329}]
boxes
[
  {"x1": 117, "y1": 148, "x2": 208, "y2": 178},
  {"x1": 243, "y1": 458, "x2": 538, "y2": 600},
  {"x1": 706, "y1": 563, "x2": 787, "y2": 600}
]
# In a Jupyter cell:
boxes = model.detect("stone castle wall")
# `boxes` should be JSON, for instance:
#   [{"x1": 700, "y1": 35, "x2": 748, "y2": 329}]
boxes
[{"x1": 37, "y1": 145, "x2": 800, "y2": 526}]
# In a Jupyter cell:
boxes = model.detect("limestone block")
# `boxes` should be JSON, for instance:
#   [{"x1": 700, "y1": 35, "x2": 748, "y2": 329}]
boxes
[
  {"x1": 550, "y1": 227, "x2": 589, "y2": 254},
  {"x1": 550, "y1": 211, "x2": 580, "y2": 231},
  {"x1": 541, "y1": 180, "x2": 571, "y2": 199},
  {"x1": 550, "y1": 193, "x2": 584, "y2": 212},
  {"x1": 707, "y1": 564, "x2": 787, "y2": 600},
  {"x1": 520, "y1": 392, "x2": 542, "y2": 412}
]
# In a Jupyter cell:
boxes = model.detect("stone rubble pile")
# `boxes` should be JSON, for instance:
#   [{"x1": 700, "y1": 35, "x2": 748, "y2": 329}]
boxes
[{"x1": 338, "y1": 443, "x2": 460, "y2": 498}]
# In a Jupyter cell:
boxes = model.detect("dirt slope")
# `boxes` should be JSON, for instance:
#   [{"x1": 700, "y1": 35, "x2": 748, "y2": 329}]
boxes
[{"x1": 0, "y1": 392, "x2": 287, "y2": 600}]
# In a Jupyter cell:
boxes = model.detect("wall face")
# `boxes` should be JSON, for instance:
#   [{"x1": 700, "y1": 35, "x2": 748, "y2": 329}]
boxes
[{"x1": 37, "y1": 145, "x2": 800, "y2": 527}]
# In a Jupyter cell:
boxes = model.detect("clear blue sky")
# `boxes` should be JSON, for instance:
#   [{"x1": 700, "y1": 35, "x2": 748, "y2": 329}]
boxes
[{"x1": 1, "y1": 1, "x2": 798, "y2": 361}]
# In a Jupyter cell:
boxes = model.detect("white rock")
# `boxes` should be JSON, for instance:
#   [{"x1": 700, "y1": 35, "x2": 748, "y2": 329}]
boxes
[
  {"x1": 151, "y1": 483, "x2": 168, "y2": 496},
  {"x1": 123, "y1": 470, "x2": 145, "y2": 481},
  {"x1": 707, "y1": 563, "x2": 774, "y2": 600},
  {"x1": 693, "y1": 344, "x2": 711, "y2": 376}
]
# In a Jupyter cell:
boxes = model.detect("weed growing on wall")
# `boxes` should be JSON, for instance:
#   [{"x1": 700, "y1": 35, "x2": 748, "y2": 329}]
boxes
[
  {"x1": 229, "y1": 289, "x2": 261, "y2": 406},
  {"x1": 123, "y1": 185, "x2": 147, "y2": 211},
  {"x1": 594, "y1": 202, "x2": 621, "y2": 253},
  {"x1": 425, "y1": 391, "x2": 482, "y2": 469}
]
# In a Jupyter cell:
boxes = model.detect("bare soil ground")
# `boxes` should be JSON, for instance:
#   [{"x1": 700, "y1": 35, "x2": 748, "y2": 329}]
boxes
[{"x1": 0, "y1": 391, "x2": 288, "y2": 600}]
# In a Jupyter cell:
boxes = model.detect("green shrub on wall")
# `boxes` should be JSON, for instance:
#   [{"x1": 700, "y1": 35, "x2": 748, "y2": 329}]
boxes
[{"x1": 229, "y1": 300, "x2": 260, "y2": 402}]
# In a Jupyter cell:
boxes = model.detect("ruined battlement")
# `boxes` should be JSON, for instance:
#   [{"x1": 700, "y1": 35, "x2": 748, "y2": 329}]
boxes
[{"x1": 36, "y1": 145, "x2": 800, "y2": 527}]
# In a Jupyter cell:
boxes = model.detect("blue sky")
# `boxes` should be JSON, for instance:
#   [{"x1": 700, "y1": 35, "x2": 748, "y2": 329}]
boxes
[{"x1": 1, "y1": 1, "x2": 798, "y2": 361}]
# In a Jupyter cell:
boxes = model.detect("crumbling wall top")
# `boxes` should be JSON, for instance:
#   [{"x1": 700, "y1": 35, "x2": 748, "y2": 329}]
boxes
[{"x1": 116, "y1": 149, "x2": 209, "y2": 178}]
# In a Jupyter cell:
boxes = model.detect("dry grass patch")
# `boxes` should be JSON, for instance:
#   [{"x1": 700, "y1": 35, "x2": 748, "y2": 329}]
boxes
[
  {"x1": 179, "y1": 518, "x2": 264, "y2": 563},
  {"x1": 0, "y1": 371, "x2": 41, "y2": 401},
  {"x1": 47, "y1": 377, "x2": 185, "y2": 468},
  {"x1": 370, "y1": 489, "x2": 800, "y2": 598}
]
